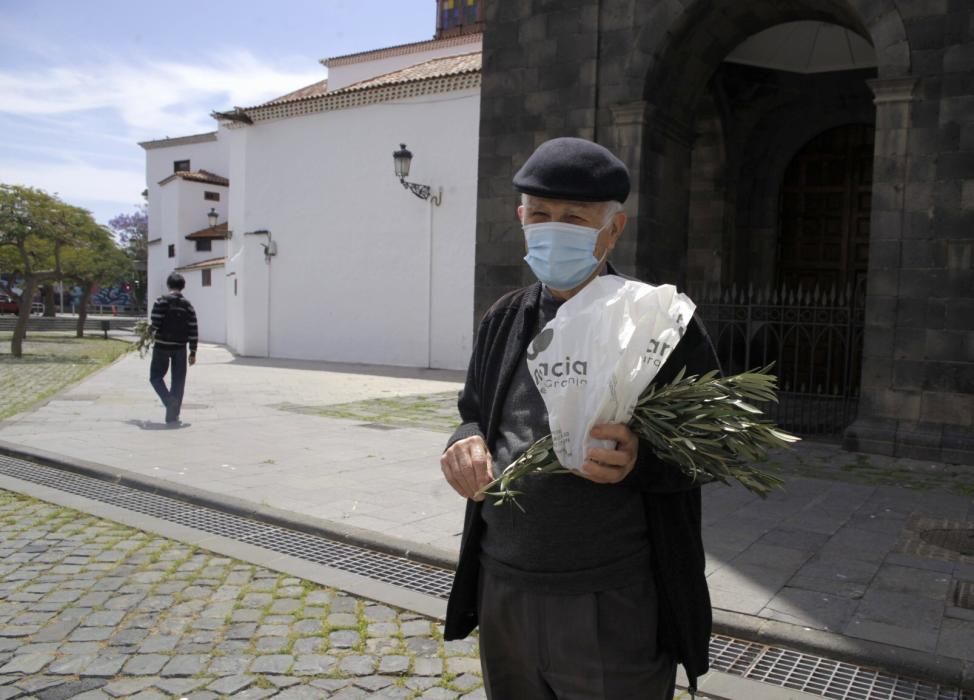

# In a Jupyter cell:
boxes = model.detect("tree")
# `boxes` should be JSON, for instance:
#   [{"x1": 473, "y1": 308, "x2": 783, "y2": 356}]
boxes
[
  {"x1": 0, "y1": 184, "x2": 89, "y2": 357},
  {"x1": 61, "y1": 223, "x2": 131, "y2": 337},
  {"x1": 109, "y1": 205, "x2": 148, "y2": 312}
]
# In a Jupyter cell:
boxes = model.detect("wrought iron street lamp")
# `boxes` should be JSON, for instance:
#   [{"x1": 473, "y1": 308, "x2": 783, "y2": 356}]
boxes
[
  {"x1": 207, "y1": 207, "x2": 219, "y2": 228},
  {"x1": 393, "y1": 143, "x2": 442, "y2": 205}
]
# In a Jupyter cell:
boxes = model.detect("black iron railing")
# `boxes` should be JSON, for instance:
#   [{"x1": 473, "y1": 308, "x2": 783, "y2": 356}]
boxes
[{"x1": 691, "y1": 284, "x2": 865, "y2": 438}]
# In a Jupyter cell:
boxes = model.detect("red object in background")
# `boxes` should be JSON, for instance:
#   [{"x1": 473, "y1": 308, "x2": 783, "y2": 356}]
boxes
[{"x1": 0, "y1": 294, "x2": 19, "y2": 314}]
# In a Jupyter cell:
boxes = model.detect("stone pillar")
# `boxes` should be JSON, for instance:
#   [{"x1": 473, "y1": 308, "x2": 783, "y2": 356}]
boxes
[
  {"x1": 605, "y1": 100, "x2": 649, "y2": 276},
  {"x1": 636, "y1": 105, "x2": 695, "y2": 288},
  {"x1": 845, "y1": 77, "x2": 973, "y2": 464}
]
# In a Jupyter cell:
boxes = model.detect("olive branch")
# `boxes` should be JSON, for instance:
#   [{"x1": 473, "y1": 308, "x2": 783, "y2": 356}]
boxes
[
  {"x1": 133, "y1": 319, "x2": 154, "y2": 358},
  {"x1": 479, "y1": 365, "x2": 798, "y2": 510}
]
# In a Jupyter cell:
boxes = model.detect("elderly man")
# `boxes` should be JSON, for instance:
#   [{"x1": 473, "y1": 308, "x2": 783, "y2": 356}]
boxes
[{"x1": 440, "y1": 137, "x2": 719, "y2": 699}]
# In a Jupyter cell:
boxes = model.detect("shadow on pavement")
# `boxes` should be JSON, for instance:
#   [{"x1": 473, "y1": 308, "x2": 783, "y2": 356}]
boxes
[
  {"x1": 226, "y1": 355, "x2": 465, "y2": 383},
  {"x1": 125, "y1": 419, "x2": 192, "y2": 430}
]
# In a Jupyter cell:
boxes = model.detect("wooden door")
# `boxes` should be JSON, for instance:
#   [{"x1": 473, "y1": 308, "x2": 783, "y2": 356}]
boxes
[
  {"x1": 778, "y1": 124, "x2": 873, "y2": 297},
  {"x1": 772, "y1": 124, "x2": 873, "y2": 400}
]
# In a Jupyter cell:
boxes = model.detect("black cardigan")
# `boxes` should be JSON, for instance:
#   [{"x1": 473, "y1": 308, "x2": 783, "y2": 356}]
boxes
[{"x1": 443, "y1": 274, "x2": 720, "y2": 688}]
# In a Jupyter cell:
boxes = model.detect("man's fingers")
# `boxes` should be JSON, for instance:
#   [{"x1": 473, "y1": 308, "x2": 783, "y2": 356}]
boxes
[
  {"x1": 587, "y1": 446, "x2": 627, "y2": 467},
  {"x1": 454, "y1": 446, "x2": 481, "y2": 498},
  {"x1": 581, "y1": 423, "x2": 639, "y2": 484},
  {"x1": 580, "y1": 460, "x2": 627, "y2": 483},
  {"x1": 441, "y1": 437, "x2": 492, "y2": 501},
  {"x1": 469, "y1": 442, "x2": 494, "y2": 486}
]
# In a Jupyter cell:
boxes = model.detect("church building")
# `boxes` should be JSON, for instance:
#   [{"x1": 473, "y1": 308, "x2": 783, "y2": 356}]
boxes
[
  {"x1": 141, "y1": 1, "x2": 483, "y2": 369},
  {"x1": 474, "y1": 1, "x2": 972, "y2": 464},
  {"x1": 142, "y1": 0, "x2": 971, "y2": 464}
]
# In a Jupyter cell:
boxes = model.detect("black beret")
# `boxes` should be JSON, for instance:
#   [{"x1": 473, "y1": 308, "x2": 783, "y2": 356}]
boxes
[{"x1": 513, "y1": 137, "x2": 630, "y2": 203}]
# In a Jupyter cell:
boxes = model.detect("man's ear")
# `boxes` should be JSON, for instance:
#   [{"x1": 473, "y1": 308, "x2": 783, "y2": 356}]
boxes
[
  {"x1": 516, "y1": 204, "x2": 525, "y2": 223},
  {"x1": 607, "y1": 212, "x2": 627, "y2": 249}
]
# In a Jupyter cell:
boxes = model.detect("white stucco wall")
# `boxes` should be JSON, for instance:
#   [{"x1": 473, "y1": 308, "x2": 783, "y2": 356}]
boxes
[
  {"x1": 180, "y1": 266, "x2": 226, "y2": 345},
  {"x1": 222, "y1": 126, "x2": 247, "y2": 356},
  {"x1": 144, "y1": 135, "x2": 227, "y2": 241},
  {"x1": 225, "y1": 88, "x2": 479, "y2": 369},
  {"x1": 325, "y1": 35, "x2": 481, "y2": 91},
  {"x1": 145, "y1": 134, "x2": 229, "y2": 307},
  {"x1": 150, "y1": 179, "x2": 228, "y2": 301}
]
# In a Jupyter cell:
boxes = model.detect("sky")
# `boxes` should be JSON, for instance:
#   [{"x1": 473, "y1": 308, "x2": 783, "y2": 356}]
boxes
[{"x1": 0, "y1": 0, "x2": 437, "y2": 226}]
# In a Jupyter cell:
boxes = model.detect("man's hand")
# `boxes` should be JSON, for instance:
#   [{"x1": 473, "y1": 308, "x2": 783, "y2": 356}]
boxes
[
  {"x1": 578, "y1": 423, "x2": 639, "y2": 484},
  {"x1": 440, "y1": 436, "x2": 494, "y2": 501},
  {"x1": 188, "y1": 354, "x2": 196, "y2": 366}
]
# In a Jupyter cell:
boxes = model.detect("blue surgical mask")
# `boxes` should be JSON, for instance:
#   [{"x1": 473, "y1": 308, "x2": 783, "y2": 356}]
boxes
[{"x1": 523, "y1": 221, "x2": 607, "y2": 291}]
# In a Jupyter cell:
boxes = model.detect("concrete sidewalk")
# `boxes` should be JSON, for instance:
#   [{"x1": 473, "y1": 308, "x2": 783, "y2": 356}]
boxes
[{"x1": 1, "y1": 343, "x2": 972, "y2": 691}]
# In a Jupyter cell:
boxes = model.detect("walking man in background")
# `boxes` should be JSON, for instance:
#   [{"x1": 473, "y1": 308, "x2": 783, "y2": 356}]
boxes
[{"x1": 149, "y1": 272, "x2": 198, "y2": 425}]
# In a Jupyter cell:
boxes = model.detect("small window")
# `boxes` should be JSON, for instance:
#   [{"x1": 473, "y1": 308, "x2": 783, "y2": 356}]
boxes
[
  {"x1": 202, "y1": 269, "x2": 212, "y2": 287},
  {"x1": 173, "y1": 159, "x2": 190, "y2": 173},
  {"x1": 204, "y1": 191, "x2": 220, "y2": 201},
  {"x1": 234, "y1": 278, "x2": 238, "y2": 296},
  {"x1": 195, "y1": 239, "x2": 212, "y2": 252},
  {"x1": 168, "y1": 244, "x2": 175, "y2": 258}
]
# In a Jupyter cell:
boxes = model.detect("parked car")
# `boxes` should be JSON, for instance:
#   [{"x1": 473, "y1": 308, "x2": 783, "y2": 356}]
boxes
[{"x1": 0, "y1": 295, "x2": 19, "y2": 315}]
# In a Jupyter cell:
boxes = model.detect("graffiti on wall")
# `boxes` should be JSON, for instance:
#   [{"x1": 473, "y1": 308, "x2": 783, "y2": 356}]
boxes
[{"x1": 90, "y1": 285, "x2": 134, "y2": 307}]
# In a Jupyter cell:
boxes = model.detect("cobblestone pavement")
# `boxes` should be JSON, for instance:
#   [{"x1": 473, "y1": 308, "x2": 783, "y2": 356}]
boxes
[
  {"x1": 0, "y1": 333, "x2": 131, "y2": 420},
  {"x1": 0, "y1": 490, "x2": 486, "y2": 700}
]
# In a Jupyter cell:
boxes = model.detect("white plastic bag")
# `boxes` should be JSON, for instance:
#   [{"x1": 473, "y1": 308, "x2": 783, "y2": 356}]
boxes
[{"x1": 526, "y1": 275, "x2": 696, "y2": 471}]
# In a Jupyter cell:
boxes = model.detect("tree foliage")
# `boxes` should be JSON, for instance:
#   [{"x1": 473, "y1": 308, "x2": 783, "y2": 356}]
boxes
[
  {"x1": 108, "y1": 205, "x2": 148, "y2": 310},
  {"x1": 0, "y1": 184, "x2": 96, "y2": 356},
  {"x1": 61, "y1": 222, "x2": 132, "y2": 337}
]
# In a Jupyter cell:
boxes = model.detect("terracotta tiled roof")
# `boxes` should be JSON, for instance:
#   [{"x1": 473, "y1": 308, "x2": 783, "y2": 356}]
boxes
[
  {"x1": 323, "y1": 32, "x2": 480, "y2": 67},
  {"x1": 332, "y1": 52, "x2": 481, "y2": 93},
  {"x1": 219, "y1": 51, "x2": 481, "y2": 125},
  {"x1": 175, "y1": 257, "x2": 225, "y2": 272},
  {"x1": 158, "y1": 170, "x2": 229, "y2": 187},
  {"x1": 139, "y1": 132, "x2": 218, "y2": 150},
  {"x1": 185, "y1": 222, "x2": 229, "y2": 240},
  {"x1": 264, "y1": 79, "x2": 328, "y2": 106}
]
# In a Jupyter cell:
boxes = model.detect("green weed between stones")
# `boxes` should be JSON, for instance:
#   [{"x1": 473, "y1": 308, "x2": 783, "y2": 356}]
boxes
[{"x1": 0, "y1": 331, "x2": 133, "y2": 419}]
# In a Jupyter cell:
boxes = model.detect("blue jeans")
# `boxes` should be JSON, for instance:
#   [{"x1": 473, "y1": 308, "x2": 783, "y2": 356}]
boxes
[{"x1": 149, "y1": 346, "x2": 187, "y2": 423}]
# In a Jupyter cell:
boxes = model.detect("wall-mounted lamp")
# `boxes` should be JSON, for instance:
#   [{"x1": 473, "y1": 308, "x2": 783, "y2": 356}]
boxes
[
  {"x1": 208, "y1": 207, "x2": 232, "y2": 239},
  {"x1": 393, "y1": 143, "x2": 442, "y2": 206},
  {"x1": 244, "y1": 229, "x2": 276, "y2": 258}
]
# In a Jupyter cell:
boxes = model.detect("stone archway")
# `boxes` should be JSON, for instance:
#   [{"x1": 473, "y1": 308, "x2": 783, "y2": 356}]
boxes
[
  {"x1": 731, "y1": 76, "x2": 878, "y2": 291},
  {"x1": 599, "y1": 0, "x2": 909, "y2": 290}
]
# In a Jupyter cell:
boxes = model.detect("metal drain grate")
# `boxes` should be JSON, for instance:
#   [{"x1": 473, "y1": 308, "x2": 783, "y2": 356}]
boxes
[
  {"x1": 920, "y1": 528, "x2": 974, "y2": 557},
  {"x1": 951, "y1": 580, "x2": 974, "y2": 611},
  {"x1": 1, "y1": 453, "x2": 970, "y2": 700},
  {"x1": 0, "y1": 454, "x2": 454, "y2": 599},
  {"x1": 709, "y1": 636, "x2": 969, "y2": 700}
]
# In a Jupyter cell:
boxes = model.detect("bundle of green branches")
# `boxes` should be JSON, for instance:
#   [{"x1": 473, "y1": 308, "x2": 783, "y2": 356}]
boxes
[
  {"x1": 133, "y1": 320, "x2": 155, "y2": 358},
  {"x1": 479, "y1": 365, "x2": 798, "y2": 509}
]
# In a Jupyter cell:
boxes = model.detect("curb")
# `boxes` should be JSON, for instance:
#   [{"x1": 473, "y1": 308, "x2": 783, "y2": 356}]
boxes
[
  {"x1": 0, "y1": 440, "x2": 970, "y2": 691},
  {"x1": 0, "y1": 440, "x2": 458, "y2": 572},
  {"x1": 712, "y1": 610, "x2": 972, "y2": 692}
]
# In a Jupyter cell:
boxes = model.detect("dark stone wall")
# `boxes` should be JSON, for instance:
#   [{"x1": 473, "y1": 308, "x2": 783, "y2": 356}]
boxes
[
  {"x1": 846, "y1": 0, "x2": 974, "y2": 463},
  {"x1": 474, "y1": 0, "x2": 972, "y2": 462}
]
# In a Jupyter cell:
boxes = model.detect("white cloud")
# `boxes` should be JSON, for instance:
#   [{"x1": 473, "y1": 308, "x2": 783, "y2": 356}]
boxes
[
  {"x1": 0, "y1": 49, "x2": 324, "y2": 139},
  {"x1": 0, "y1": 157, "x2": 143, "y2": 207},
  {"x1": 0, "y1": 46, "x2": 324, "y2": 222}
]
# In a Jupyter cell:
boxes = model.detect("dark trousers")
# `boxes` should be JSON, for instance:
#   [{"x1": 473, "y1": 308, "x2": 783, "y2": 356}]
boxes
[
  {"x1": 477, "y1": 568, "x2": 676, "y2": 700},
  {"x1": 149, "y1": 346, "x2": 187, "y2": 422}
]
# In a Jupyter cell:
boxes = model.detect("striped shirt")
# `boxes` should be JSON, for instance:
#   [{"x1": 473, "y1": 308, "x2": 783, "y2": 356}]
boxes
[{"x1": 150, "y1": 292, "x2": 199, "y2": 354}]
